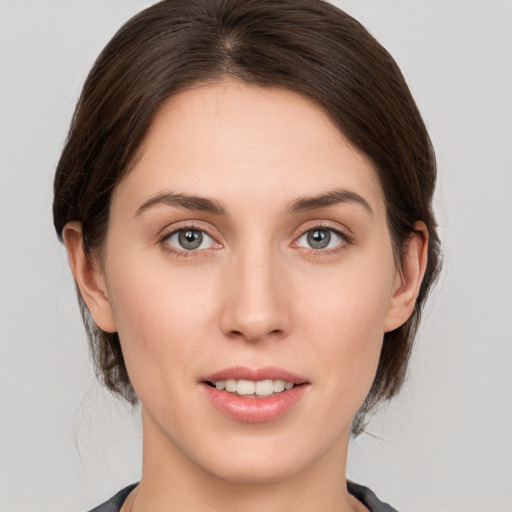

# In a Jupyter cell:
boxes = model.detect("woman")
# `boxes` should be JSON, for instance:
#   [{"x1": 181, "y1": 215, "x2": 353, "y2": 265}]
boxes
[{"x1": 53, "y1": 1, "x2": 441, "y2": 510}]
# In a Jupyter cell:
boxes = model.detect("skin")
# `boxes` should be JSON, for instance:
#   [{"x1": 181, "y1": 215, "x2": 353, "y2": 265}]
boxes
[{"x1": 64, "y1": 80, "x2": 428, "y2": 512}]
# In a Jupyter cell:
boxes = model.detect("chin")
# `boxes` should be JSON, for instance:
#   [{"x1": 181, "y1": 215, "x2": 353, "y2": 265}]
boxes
[
  {"x1": 203, "y1": 455, "x2": 304, "y2": 485},
  {"x1": 186, "y1": 430, "x2": 324, "y2": 486}
]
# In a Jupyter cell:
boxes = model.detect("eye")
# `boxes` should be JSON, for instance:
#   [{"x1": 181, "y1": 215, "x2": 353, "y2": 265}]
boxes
[
  {"x1": 164, "y1": 228, "x2": 216, "y2": 251},
  {"x1": 296, "y1": 228, "x2": 346, "y2": 250}
]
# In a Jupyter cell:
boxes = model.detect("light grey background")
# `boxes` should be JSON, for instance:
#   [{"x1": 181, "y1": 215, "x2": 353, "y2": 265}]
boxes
[{"x1": 1, "y1": 1, "x2": 511, "y2": 511}]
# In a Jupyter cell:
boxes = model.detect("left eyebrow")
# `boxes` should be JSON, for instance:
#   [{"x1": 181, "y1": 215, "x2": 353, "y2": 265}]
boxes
[{"x1": 286, "y1": 188, "x2": 373, "y2": 215}]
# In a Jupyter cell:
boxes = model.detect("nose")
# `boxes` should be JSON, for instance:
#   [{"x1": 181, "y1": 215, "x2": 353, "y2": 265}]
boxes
[{"x1": 219, "y1": 245, "x2": 290, "y2": 344}]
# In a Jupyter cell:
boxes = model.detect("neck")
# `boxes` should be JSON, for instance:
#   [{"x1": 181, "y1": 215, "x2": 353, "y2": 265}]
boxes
[{"x1": 132, "y1": 409, "x2": 365, "y2": 512}]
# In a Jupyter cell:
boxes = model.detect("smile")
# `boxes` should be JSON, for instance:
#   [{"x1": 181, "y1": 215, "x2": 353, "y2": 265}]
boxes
[
  {"x1": 208, "y1": 379, "x2": 295, "y2": 397},
  {"x1": 201, "y1": 367, "x2": 309, "y2": 422}
]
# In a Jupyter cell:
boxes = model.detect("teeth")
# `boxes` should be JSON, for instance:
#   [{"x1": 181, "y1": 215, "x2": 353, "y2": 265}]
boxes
[
  {"x1": 237, "y1": 380, "x2": 255, "y2": 396},
  {"x1": 212, "y1": 379, "x2": 295, "y2": 396},
  {"x1": 273, "y1": 380, "x2": 285, "y2": 393},
  {"x1": 225, "y1": 379, "x2": 237, "y2": 392},
  {"x1": 255, "y1": 380, "x2": 273, "y2": 396}
]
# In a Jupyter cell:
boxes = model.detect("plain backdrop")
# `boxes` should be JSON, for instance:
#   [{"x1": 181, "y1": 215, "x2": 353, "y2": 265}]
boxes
[{"x1": 1, "y1": 1, "x2": 511, "y2": 511}]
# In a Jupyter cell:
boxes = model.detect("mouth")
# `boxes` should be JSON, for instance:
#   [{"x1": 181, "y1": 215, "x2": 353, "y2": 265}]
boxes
[
  {"x1": 200, "y1": 367, "x2": 309, "y2": 422},
  {"x1": 205, "y1": 378, "x2": 296, "y2": 397}
]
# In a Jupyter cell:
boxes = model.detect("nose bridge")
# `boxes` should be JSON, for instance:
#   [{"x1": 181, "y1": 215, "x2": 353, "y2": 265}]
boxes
[{"x1": 221, "y1": 239, "x2": 288, "y2": 342}]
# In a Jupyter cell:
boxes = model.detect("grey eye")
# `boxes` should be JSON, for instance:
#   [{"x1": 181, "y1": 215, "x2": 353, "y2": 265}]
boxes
[
  {"x1": 179, "y1": 230, "x2": 203, "y2": 250},
  {"x1": 165, "y1": 229, "x2": 215, "y2": 251},
  {"x1": 308, "y1": 229, "x2": 330, "y2": 249},
  {"x1": 297, "y1": 228, "x2": 345, "y2": 250}
]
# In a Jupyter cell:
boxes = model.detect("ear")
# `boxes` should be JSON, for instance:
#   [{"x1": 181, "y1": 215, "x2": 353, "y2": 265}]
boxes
[
  {"x1": 62, "y1": 221, "x2": 117, "y2": 333},
  {"x1": 384, "y1": 222, "x2": 429, "y2": 332}
]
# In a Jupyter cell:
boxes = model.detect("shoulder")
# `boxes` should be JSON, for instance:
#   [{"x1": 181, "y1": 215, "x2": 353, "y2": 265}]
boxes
[
  {"x1": 348, "y1": 481, "x2": 400, "y2": 512},
  {"x1": 87, "y1": 484, "x2": 137, "y2": 512}
]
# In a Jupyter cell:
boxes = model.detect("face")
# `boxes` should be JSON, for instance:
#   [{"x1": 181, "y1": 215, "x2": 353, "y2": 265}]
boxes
[{"x1": 86, "y1": 80, "x2": 408, "y2": 483}]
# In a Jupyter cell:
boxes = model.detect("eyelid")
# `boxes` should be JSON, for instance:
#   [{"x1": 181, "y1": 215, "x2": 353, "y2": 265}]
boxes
[
  {"x1": 157, "y1": 219, "x2": 218, "y2": 240},
  {"x1": 155, "y1": 220, "x2": 352, "y2": 256},
  {"x1": 157, "y1": 221, "x2": 222, "y2": 254},
  {"x1": 292, "y1": 221, "x2": 353, "y2": 251},
  {"x1": 295, "y1": 220, "x2": 352, "y2": 240}
]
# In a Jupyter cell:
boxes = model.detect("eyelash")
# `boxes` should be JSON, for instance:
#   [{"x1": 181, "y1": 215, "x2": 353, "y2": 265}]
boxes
[
  {"x1": 293, "y1": 224, "x2": 352, "y2": 256},
  {"x1": 157, "y1": 223, "x2": 219, "y2": 259},
  {"x1": 157, "y1": 223, "x2": 352, "y2": 258}
]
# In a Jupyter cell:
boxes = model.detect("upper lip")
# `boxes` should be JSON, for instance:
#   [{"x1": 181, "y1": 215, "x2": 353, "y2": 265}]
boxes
[{"x1": 201, "y1": 366, "x2": 308, "y2": 384}]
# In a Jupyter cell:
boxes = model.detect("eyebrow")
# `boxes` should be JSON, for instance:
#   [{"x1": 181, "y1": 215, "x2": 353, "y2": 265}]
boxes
[
  {"x1": 134, "y1": 187, "x2": 372, "y2": 218},
  {"x1": 134, "y1": 191, "x2": 227, "y2": 217},
  {"x1": 286, "y1": 188, "x2": 373, "y2": 215}
]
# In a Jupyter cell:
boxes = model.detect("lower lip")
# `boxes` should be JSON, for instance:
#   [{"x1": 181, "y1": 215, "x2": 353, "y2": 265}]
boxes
[{"x1": 201, "y1": 383, "x2": 309, "y2": 423}]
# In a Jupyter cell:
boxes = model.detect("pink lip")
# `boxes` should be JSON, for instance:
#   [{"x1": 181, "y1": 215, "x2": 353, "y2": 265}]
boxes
[{"x1": 200, "y1": 366, "x2": 310, "y2": 423}]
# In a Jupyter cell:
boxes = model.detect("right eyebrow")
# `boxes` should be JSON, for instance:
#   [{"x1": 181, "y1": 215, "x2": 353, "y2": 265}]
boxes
[{"x1": 134, "y1": 191, "x2": 227, "y2": 217}]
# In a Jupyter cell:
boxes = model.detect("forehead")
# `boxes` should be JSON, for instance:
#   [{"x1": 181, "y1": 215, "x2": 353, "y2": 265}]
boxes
[{"x1": 114, "y1": 80, "x2": 385, "y2": 216}]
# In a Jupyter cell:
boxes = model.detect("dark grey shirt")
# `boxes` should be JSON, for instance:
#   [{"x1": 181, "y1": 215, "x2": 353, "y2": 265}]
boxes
[{"x1": 88, "y1": 481, "x2": 399, "y2": 512}]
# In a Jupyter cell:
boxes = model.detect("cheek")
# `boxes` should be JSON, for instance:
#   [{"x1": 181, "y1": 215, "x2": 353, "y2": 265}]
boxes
[
  {"x1": 301, "y1": 258, "x2": 394, "y2": 342},
  {"x1": 103, "y1": 256, "x2": 220, "y2": 392},
  {"x1": 297, "y1": 256, "x2": 396, "y2": 399}
]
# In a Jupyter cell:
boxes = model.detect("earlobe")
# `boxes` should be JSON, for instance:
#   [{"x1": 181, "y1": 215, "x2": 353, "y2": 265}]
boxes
[
  {"x1": 62, "y1": 221, "x2": 117, "y2": 333},
  {"x1": 384, "y1": 222, "x2": 429, "y2": 332}
]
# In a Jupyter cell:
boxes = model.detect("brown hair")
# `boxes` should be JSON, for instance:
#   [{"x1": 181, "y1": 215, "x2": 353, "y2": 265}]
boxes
[{"x1": 53, "y1": 0, "x2": 441, "y2": 434}]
